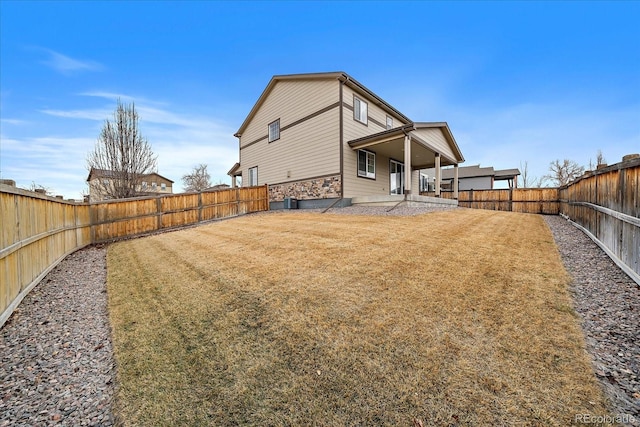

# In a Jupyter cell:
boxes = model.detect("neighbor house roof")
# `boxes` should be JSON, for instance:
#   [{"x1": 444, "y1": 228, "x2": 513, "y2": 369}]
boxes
[
  {"x1": 440, "y1": 165, "x2": 520, "y2": 180},
  {"x1": 234, "y1": 71, "x2": 413, "y2": 137},
  {"x1": 494, "y1": 168, "x2": 521, "y2": 180},
  {"x1": 87, "y1": 168, "x2": 174, "y2": 183}
]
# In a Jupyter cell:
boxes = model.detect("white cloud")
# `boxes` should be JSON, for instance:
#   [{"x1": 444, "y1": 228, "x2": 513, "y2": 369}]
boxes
[
  {"x1": 40, "y1": 108, "x2": 112, "y2": 121},
  {"x1": 0, "y1": 118, "x2": 28, "y2": 126},
  {"x1": 40, "y1": 48, "x2": 104, "y2": 75},
  {"x1": 413, "y1": 100, "x2": 640, "y2": 186},
  {"x1": 7, "y1": 95, "x2": 240, "y2": 197},
  {"x1": 1, "y1": 135, "x2": 95, "y2": 199}
]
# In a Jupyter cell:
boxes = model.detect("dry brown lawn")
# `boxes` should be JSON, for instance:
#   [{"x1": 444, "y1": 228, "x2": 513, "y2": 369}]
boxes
[{"x1": 107, "y1": 209, "x2": 611, "y2": 426}]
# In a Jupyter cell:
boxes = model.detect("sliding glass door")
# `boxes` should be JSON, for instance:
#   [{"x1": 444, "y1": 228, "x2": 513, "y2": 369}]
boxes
[{"x1": 390, "y1": 160, "x2": 404, "y2": 195}]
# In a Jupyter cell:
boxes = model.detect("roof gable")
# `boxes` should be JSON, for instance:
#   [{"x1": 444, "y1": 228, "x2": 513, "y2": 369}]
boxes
[{"x1": 234, "y1": 71, "x2": 412, "y2": 137}]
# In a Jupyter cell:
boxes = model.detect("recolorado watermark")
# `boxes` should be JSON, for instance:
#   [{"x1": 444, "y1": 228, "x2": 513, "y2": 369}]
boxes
[{"x1": 575, "y1": 413, "x2": 637, "y2": 424}]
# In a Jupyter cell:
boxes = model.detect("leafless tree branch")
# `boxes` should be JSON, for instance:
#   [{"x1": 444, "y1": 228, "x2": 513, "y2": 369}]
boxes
[{"x1": 87, "y1": 99, "x2": 157, "y2": 199}]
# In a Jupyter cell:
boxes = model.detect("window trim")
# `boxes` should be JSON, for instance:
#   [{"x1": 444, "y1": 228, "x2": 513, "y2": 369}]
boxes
[
  {"x1": 353, "y1": 96, "x2": 368, "y2": 125},
  {"x1": 357, "y1": 149, "x2": 376, "y2": 180},
  {"x1": 248, "y1": 166, "x2": 258, "y2": 186},
  {"x1": 386, "y1": 115, "x2": 393, "y2": 130},
  {"x1": 268, "y1": 119, "x2": 280, "y2": 143}
]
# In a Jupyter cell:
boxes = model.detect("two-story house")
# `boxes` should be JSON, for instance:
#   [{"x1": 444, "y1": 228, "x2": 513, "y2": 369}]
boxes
[
  {"x1": 86, "y1": 168, "x2": 174, "y2": 202},
  {"x1": 228, "y1": 72, "x2": 464, "y2": 208}
]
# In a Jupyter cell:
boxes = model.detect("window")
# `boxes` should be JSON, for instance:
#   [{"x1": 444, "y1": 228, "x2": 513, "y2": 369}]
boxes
[
  {"x1": 161, "y1": 183, "x2": 166, "y2": 191},
  {"x1": 141, "y1": 181, "x2": 147, "y2": 189},
  {"x1": 151, "y1": 182, "x2": 157, "y2": 189},
  {"x1": 357, "y1": 150, "x2": 375, "y2": 179},
  {"x1": 354, "y1": 96, "x2": 368, "y2": 125},
  {"x1": 248, "y1": 166, "x2": 258, "y2": 186},
  {"x1": 386, "y1": 116, "x2": 393, "y2": 130},
  {"x1": 268, "y1": 119, "x2": 280, "y2": 142}
]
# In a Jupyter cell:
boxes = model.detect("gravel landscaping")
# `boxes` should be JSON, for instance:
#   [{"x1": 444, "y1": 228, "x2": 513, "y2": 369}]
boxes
[
  {"x1": 544, "y1": 215, "x2": 639, "y2": 426},
  {"x1": 0, "y1": 209, "x2": 638, "y2": 425},
  {"x1": 0, "y1": 247, "x2": 115, "y2": 427}
]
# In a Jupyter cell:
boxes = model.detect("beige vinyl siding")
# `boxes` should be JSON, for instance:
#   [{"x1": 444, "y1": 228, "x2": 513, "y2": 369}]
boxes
[
  {"x1": 240, "y1": 107, "x2": 340, "y2": 186},
  {"x1": 342, "y1": 86, "x2": 408, "y2": 198},
  {"x1": 241, "y1": 79, "x2": 339, "y2": 147},
  {"x1": 411, "y1": 170, "x2": 421, "y2": 194},
  {"x1": 412, "y1": 128, "x2": 458, "y2": 164}
]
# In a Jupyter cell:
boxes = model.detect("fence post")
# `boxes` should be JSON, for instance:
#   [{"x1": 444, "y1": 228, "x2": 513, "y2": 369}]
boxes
[
  {"x1": 156, "y1": 196, "x2": 162, "y2": 231},
  {"x1": 14, "y1": 194, "x2": 22, "y2": 292},
  {"x1": 198, "y1": 192, "x2": 203, "y2": 224},
  {"x1": 509, "y1": 188, "x2": 513, "y2": 212}
]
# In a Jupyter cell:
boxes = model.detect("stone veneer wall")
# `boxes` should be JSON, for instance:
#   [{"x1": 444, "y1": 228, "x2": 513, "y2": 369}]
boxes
[{"x1": 269, "y1": 175, "x2": 341, "y2": 201}]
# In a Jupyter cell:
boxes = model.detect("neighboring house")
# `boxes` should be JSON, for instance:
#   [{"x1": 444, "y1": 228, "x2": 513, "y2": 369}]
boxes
[
  {"x1": 205, "y1": 183, "x2": 231, "y2": 191},
  {"x1": 86, "y1": 168, "x2": 174, "y2": 202},
  {"x1": 229, "y1": 71, "x2": 465, "y2": 208},
  {"x1": 422, "y1": 165, "x2": 521, "y2": 191}
]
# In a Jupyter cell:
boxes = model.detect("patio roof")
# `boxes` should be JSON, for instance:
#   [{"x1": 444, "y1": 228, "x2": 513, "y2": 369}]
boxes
[{"x1": 347, "y1": 122, "x2": 464, "y2": 169}]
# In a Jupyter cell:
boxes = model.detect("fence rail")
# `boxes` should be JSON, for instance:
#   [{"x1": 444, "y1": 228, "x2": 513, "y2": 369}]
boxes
[
  {"x1": 559, "y1": 157, "x2": 640, "y2": 285},
  {"x1": 0, "y1": 184, "x2": 269, "y2": 327}
]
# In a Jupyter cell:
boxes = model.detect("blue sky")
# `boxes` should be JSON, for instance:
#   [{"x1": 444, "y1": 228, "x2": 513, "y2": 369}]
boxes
[{"x1": 1, "y1": 1, "x2": 638, "y2": 199}]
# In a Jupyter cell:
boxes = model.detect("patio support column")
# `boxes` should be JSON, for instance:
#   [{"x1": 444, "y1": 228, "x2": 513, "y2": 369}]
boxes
[
  {"x1": 453, "y1": 164, "x2": 459, "y2": 199},
  {"x1": 231, "y1": 175, "x2": 237, "y2": 188},
  {"x1": 435, "y1": 153, "x2": 441, "y2": 197},
  {"x1": 404, "y1": 134, "x2": 411, "y2": 195}
]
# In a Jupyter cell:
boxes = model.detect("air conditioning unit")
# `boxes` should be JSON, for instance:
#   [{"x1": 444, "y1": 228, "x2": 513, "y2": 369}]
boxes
[{"x1": 283, "y1": 198, "x2": 298, "y2": 209}]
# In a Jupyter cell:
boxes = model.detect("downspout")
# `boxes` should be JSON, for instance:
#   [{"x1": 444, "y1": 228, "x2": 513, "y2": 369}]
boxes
[
  {"x1": 386, "y1": 198, "x2": 406, "y2": 213},
  {"x1": 339, "y1": 75, "x2": 348, "y2": 199},
  {"x1": 322, "y1": 197, "x2": 344, "y2": 213}
]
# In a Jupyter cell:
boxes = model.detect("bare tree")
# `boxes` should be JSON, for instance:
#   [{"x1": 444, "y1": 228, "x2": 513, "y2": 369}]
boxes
[
  {"x1": 519, "y1": 161, "x2": 549, "y2": 188},
  {"x1": 28, "y1": 181, "x2": 54, "y2": 195},
  {"x1": 544, "y1": 159, "x2": 584, "y2": 187},
  {"x1": 588, "y1": 149, "x2": 607, "y2": 170},
  {"x1": 87, "y1": 100, "x2": 157, "y2": 199},
  {"x1": 182, "y1": 164, "x2": 212, "y2": 192}
]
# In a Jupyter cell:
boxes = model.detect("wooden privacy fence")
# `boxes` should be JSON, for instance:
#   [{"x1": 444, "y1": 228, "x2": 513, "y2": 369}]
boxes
[
  {"x1": 0, "y1": 184, "x2": 269, "y2": 327},
  {"x1": 559, "y1": 157, "x2": 640, "y2": 285},
  {"x1": 91, "y1": 185, "x2": 268, "y2": 242},
  {"x1": 1, "y1": 186, "x2": 92, "y2": 327},
  {"x1": 422, "y1": 188, "x2": 560, "y2": 214}
]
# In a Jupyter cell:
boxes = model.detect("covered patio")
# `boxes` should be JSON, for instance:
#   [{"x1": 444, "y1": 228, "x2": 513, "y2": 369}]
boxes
[{"x1": 348, "y1": 122, "x2": 465, "y2": 201}]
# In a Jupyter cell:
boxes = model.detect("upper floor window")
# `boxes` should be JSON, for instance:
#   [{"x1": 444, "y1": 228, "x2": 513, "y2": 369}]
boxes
[
  {"x1": 151, "y1": 182, "x2": 157, "y2": 189},
  {"x1": 354, "y1": 96, "x2": 368, "y2": 125},
  {"x1": 161, "y1": 183, "x2": 167, "y2": 191},
  {"x1": 248, "y1": 166, "x2": 258, "y2": 186},
  {"x1": 386, "y1": 116, "x2": 393, "y2": 130},
  {"x1": 268, "y1": 119, "x2": 280, "y2": 142},
  {"x1": 357, "y1": 149, "x2": 375, "y2": 179}
]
